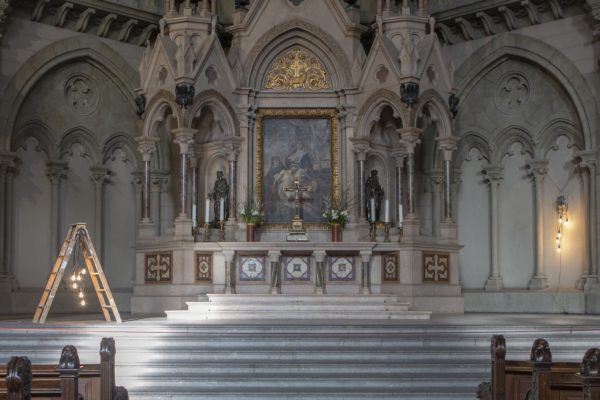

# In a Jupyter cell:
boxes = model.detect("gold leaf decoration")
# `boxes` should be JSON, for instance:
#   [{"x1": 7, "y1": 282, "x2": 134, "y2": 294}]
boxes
[{"x1": 265, "y1": 48, "x2": 330, "y2": 91}]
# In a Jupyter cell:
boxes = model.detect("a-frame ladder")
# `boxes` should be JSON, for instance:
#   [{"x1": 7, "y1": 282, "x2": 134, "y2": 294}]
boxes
[{"x1": 33, "y1": 223, "x2": 122, "y2": 324}]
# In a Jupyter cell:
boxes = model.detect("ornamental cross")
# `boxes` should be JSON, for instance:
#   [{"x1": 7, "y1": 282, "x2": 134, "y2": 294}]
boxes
[{"x1": 284, "y1": 177, "x2": 308, "y2": 219}]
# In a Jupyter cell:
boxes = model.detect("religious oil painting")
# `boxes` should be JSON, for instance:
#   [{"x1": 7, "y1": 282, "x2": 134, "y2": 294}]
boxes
[{"x1": 256, "y1": 109, "x2": 339, "y2": 227}]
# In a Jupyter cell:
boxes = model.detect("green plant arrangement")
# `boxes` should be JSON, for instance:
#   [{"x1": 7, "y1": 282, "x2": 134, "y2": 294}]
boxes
[{"x1": 239, "y1": 194, "x2": 264, "y2": 225}]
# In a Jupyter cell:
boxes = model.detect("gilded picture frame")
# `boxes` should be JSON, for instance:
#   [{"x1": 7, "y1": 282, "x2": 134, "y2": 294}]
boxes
[{"x1": 256, "y1": 109, "x2": 339, "y2": 229}]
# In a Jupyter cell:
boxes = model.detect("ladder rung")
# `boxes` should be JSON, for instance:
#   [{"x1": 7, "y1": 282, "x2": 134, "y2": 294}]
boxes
[{"x1": 91, "y1": 272, "x2": 100, "y2": 276}]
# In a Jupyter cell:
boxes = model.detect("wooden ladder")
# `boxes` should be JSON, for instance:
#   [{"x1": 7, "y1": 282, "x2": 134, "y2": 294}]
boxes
[{"x1": 32, "y1": 223, "x2": 122, "y2": 324}]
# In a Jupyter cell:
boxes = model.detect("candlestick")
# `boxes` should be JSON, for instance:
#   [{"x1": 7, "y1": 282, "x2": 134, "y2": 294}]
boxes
[
  {"x1": 370, "y1": 221, "x2": 377, "y2": 242},
  {"x1": 205, "y1": 198, "x2": 210, "y2": 223},
  {"x1": 218, "y1": 220, "x2": 225, "y2": 241},
  {"x1": 398, "y1": 204, "x2": 403, "y2": 224},
  {"x1": 203, "y1": 222, "x2": 210, "y2": 242},
  {"x1": 384, "y1": 223, "x2": 390, "y2": 242},
  {"x1": 384, "y1": 199, "x2": 389, "y2": 223},
  {"x1": 370, "y1": 198, "x2": 376, "y2": 222},
  {"x1": 219, "y1": 197, "x2": 225, "y2": 221}
]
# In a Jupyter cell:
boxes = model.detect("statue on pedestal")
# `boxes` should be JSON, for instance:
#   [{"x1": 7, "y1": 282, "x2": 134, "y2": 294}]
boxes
[
  {"x1": 365, "y1": 169, "x2": 384, "y2": 222},
  {"x1": 210, "y1": 171, "x2": 229, "y2": 225}
]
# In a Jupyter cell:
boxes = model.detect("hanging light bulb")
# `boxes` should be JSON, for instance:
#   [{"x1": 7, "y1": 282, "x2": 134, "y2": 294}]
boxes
[
  {"x1": 71, "y1": 274, "x2": 76, "y2": 282},
  {"x1": 80, "y1": 299, "x2": 86, "y2": 306},
  {"x1": 81, "y1": 268, "x2": 86, "y2": 275},
  {"x1": 72, "y1": 282, "x2": 78, "y2": 290},
  {"x1": 78, "y1": 291, "x2": 84, "y2": 299}
]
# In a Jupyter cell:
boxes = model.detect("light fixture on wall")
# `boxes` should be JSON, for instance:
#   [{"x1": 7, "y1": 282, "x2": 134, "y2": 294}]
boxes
[{"x1": 555, "y1": 195, "x2": 569, "y2": 253}]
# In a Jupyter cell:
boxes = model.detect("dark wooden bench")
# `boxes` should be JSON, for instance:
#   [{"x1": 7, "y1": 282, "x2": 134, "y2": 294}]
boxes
[
  {"x1": 478, "y1": 335, "x2": 600, "y2": 400},
  {"x1": 0, "y1": 337, "x2": 127, "y2": 400}
]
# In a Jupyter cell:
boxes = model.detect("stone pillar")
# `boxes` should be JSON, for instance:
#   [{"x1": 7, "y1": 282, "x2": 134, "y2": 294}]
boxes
[
  {"x1": 90, "y1": 166, "x2": 110, "y2": 261},
  {"x1": 223, "y1": 250, "x2": 235, "y2": 294},
  {"x1": 45, "y1": 160, "x2": 68, "y2": 260},
  {"x1": 528, "y1": 159, "x2": 550, "y2": 290},
  {"x1": 351, "y1": 139, "x2": 371, "y2": 223},
  {"x1": 172, "y1": 128, "x2": 196, "y2": 239},
  {"x1": 399, "y1": 128, "x2": 422, "y2": 236},
  {"x1": 483, "y1": 165, "x2": 504, "y2": 291},
  {"x1": 428, "y1": 169, "x2": 443, "y2": 237},
  {"x1": 314, "y1": 251, "x2": 326, "y2": 295},
  {"x1": 0, "y1": 155, "x2": 12, "y2": 276},
  {"x1": 268, "y1": 250, "x2": 281, "y2": 294},
  {"x1": 576, "y1": 151, "x2": 598, "y2": 290},
  {"x1": 360, "y1": 251, "x2": 372, "y2": 294},
  {"x1": 151, "y1": 172, "x2": 168, "y2": 237},
  {"x1": 392, "y1": 151, "x2": 406, "y2": 228}
]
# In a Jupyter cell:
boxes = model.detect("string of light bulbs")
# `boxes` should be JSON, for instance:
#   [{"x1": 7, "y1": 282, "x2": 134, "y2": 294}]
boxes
[
  {"x1": 555, "y1": 195, "x2": 569, "y2": 253},
  {"x1": 69, "y1": 237, "x2": 87, "y2": 307}
]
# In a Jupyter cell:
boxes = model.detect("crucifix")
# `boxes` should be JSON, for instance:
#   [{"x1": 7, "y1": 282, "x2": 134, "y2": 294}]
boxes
[{"x1": 284, "y1": 176, "x2": 309, "y2": 241}]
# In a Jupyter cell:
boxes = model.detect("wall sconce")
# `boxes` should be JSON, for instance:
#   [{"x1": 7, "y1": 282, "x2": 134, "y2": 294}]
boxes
[{"x1": 556, "y1": 195, "x2": 569, "y2": 253}]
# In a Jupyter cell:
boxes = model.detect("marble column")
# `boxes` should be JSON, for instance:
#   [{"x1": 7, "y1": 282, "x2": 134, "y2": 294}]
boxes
[
  {"x1": 360, "y1": 251, "x2": 372, "y2": 295},
  {"x1": 224, "y1": 141, "x2": 241, "y2": 222},
  {"x1": 223, "y1": 250, "x2": 235, "y2": 294},
  {"x1": 172, "y1": 128, "x2": 196, "y2": 239},
  {"x1": 314, "y1": 251, "x2": 326, "y2": 295},
  {"x1": 90, "y1": 166, "x2": 110, "y2": 261},
  {"x1": 437, "y1": 137, "x2": 460, "y2": 221},
  {"x1": 399, "y1": 128, "x2": 422, "y2": 236},
  {"x1": 136, "y1": 137, "x2": 158, "y2": 225},
  {"x1": 45, "y1": 160, "x2": 68, "y2": 261},
  {"x1": 392, "y1": 151, "x2": 406, "y2": 230},
  {"x1": 528, "y1": 159, "x2": 550, "y2": 290},
  {"x1": 268, "y1": 250, "x2": 281, "y2": 294},
  {"x1": 428, "y1": 169, "x2": 443, "y2": 237},
  {"x1": 0, "y1": 153, "x2": 16, "y2": 278},
  {"x1": 189, "y1": 152, "x2": 199, "y2": 231},
  {"x1": 483, "y1": 165, "x2": 504, "y2": 291},
  {"x1": 351, "y1": 140, "x2": 371, "y2": 223}
]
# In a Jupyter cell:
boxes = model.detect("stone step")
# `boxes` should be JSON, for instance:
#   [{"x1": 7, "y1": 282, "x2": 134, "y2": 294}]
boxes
[{"x1": 167, "y1": 293, "x2": 430, "y2": 320}]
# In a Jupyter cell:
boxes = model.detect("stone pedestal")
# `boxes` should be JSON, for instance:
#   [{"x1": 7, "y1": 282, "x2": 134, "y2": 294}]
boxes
[
  {"x1": 484, "y1": 277, "x2": 504, "y2": 291},
  {"x1": 402, "y1": 216, "x2": 420, "y2": 237},
  {"x1": 138, "y1": 222, "x2": 156, "y2": 239},
  {"x1": 174, "y1": 217, "x2": 194, "y2": 241},
  {"x1": 528, "y1": 276, "x2": 550, "y2": 290},
  {"x1": 439, "y1": 221, "x2": 457, "y2": 241}
]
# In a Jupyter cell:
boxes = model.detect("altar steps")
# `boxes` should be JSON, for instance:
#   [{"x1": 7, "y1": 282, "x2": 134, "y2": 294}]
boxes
[
  {"x1": 0, "y1": 319, "x2": 599, "y2": 399},
  {"x1": 166, "y1": 294, "x2": 432, "y2": 320}
]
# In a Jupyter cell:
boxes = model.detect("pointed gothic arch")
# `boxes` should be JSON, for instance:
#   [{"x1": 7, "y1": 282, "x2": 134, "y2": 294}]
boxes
[{"x1": 355, "y1": 89, "x2": 405, "y2": 138}]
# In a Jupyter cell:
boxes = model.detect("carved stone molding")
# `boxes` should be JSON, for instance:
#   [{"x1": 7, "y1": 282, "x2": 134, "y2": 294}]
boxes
[
  {"x1": 422, "y1": 252, "x2": 450, "y2": 283},
  {"x1": 64, "y1": 74, "x2": 99, "y2": 116},
  {"x1": 495, "y1": 73, "x2": 530, "y2": 115},
  {"x1": 264, "y1": 48, "x2": 330, "y2": 91},
  {"x1": 144, "y1": 252, "x2": 172, "y2": 283},
  {"x1": 16, "y1": 0, "x2": 158, "y2": 46},
  {"x1": 434, "y1": 0, "x2": 585, "y2": 45}
]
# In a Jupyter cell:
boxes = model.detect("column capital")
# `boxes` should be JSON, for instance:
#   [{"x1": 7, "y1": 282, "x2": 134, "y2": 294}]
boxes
[
  {"x1": 482, "y1": 164, "x2": 504, "y2": 183},
  {"x1": 0, "y1": 151, "x2": 17, "y2": 167},
  {"x1": 527, "y1": 159, "x2": 549, "y2": 179},
  {"x1": 436, "y1": 135, "x2": 460, "y2": 162},
  {"x1": 222, "y1": 137, "x2": 243, "y2": 161},
  {"x1": 45, "y1": 160, "x2": 68, "y2": 184},
  {"x1": 350, "y1": 138, "x2": 371, "y2": 161},
  {"x1": 268, "y1": 250, "x2": 281, "y2": 262},
  {"x1": 359, "y1": 250, "x2": 372, "y2": 263},
  {"x1": 392, "y1": 147, "x2": 408, "y2": 165},
  {"x1": 136, "y1": 136, "x2": 158, "y2": 162},
  {"x1": 313, "y1": 250, "x2": 326, "y2": 262},
  {"x1": 398, "y1": 128, "x2": 423, "y2": 153},
  {"x1": 428, "y1": 168, "x2": 444, "y2": 191},
  {"x1": 575, "y1": 149, "x2": 598, "y2": 171},
  {"x1": 151, "y1": 171, "x2": 169, "y2": 191},
  {"x1": 90, "y1": 166, "x2": 111, "y2": 187},
  {"x1": 172, "y1": 127, "x2": 197, "y2": 154}
]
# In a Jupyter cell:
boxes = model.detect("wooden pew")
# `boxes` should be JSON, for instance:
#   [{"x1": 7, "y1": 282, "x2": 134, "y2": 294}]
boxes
[
  {"x1": 1, "y1": 337, "x2": 127, "y2": 400},
  {"x1": 478, "y1": 335, "x2": 600, "y2": 400}
]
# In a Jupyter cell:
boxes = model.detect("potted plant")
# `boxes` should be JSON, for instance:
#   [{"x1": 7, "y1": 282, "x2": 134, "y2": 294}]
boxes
[
  {"x1": 239, "y1": 194, "x2": 264, "y2": 242},
  {"x1": 322, "y1": 193, "x2": 350, "y2": 242}
]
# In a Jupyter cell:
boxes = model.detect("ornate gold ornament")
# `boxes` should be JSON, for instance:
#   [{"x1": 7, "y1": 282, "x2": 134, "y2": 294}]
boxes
[{"x1": 264, "y1": 48, "x2": 330, "y2": 91}]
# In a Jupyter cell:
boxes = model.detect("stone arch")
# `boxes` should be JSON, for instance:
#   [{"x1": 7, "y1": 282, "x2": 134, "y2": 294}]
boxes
[
  {"x1": 492, "y1": 125, "x2": 535, "y2": 164},
  {"x1": 59, "y1": 127, "x2": 100, "y2": 165},
  {"x1": 536, "y1": 118, "x2": 584, "y2": 158},
  {"x1": 455, "y1": 33, "x2": 597, "y2": 151},
  {"x1": 0, "y1": 35, "x2": 138, "y2": 151},
  {"x1": 102, "y1": 132, "x2": 142, "y2": 168},
  {"x1": 455, "y1": 131, "x2": 493, "y2": 168},
  {"x1": 188, "y1": 89, "x2": 238, "y2": 138},
  {"x1": 356, "y1": 89, "x2": 405, "y2": 138},
  {"x1": 143, "y1": 90, "x2": 182, "y2": 137},
  {"x1": 243, "y1": 19, "x2": 353, "y2": 89},
  {"x1": 11, "y1": 120, "x2": 58, "y2": 160},
  {"x1": 416, "y1": 89, "x2": 452, "y2": 138}
]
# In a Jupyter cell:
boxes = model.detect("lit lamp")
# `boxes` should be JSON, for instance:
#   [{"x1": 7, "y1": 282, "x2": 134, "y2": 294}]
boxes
[{"x1": 556, "y1": 195, "x2": 568, "y2": 253}]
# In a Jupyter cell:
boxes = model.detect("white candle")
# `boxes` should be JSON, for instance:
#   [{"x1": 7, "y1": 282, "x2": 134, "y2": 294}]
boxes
[
  {"x1": 205, "y1": 198, "x2": 210, "y2": 223},
  {"x1": 370, "y1": 198, "x2": 376, "y2": 222},
  {"x1": 398, "y1": 204, "x2": 403, "y2": 225},
  {"x1": 219, "y1": 197, "x2": 225, "y2": 221},
  {"x1": 384, "y1": 199, "x2": 389, "y2": 223},
  {"x1": 192, "y1": 204, "x2": 197, "y2": 227}
]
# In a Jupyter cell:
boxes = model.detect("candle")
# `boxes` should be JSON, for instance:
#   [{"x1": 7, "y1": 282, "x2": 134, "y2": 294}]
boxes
[
  {"x1": 384, "y1": 199, "x2": 389, "y2": 223},
  {"x1": 205, "y1": 198, "x2": 210, "y2": 223},
  {"x1": 192, "y1": 204, "x2": 197, "y2": 227},
  {"x1": 370, "y1": 198, "x2": 376, "y2": 222},
  {"x1": 398, "y1": 204, "x2": 403, "y2": 225},
  {"x1": 219, "y1": 197, "x2": 225, "y2": 221}
]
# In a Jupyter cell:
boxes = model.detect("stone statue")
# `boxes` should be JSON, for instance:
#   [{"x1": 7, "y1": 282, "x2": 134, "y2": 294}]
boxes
[
  {"x1": 365, "y1": 169, "x2": 384, "y2": 222},
  {"x1": 210, "y1": 171, "x2": 229, "y2": 224}
]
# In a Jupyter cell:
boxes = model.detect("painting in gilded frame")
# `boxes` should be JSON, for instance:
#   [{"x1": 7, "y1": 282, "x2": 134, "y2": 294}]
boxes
[{"x1": 256, "y1": 109, "x2": 339, "y2": 227}]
